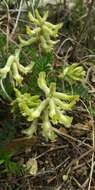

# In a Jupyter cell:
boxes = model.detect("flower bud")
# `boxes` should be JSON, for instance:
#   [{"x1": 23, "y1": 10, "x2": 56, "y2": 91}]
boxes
[
  {"x1": 38, "y1": 72, "x2": 50, "y2": 96},
  {"x1": 42, "y1": 121, "x2": 56, "y2": 141},
  {"x1": 22, "y1": 120, "x2": 37, "y2": 137}
]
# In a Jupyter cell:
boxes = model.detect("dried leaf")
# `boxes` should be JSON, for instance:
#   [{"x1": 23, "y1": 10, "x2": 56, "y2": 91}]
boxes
[{"x1": 26, "y1": 158, "x2": 38, "y2": 175}]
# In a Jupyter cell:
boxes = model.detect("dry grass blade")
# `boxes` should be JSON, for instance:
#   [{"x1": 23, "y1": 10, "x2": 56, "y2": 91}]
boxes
[
  {"x1": 10, "y1": 0, "x2": 23, "y2": 38},
  {"x1": 52, "y1": 127, "x2": 94, "y2": 150}
]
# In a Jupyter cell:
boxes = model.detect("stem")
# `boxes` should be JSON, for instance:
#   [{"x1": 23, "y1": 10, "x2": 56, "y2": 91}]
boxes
[{"x1": 0, "y1": 80, "x2": 12, "y2": 101}]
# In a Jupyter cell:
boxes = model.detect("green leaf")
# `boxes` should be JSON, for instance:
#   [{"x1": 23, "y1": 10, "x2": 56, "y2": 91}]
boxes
[{"x1": 0, "y1": 159, "x2": 5, "y2": 165}]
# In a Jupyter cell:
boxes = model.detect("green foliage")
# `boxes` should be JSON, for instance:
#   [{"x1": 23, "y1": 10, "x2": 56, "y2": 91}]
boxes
[
  {"x1": 73, "y1": 0, "x2": 86, "y2": 16},
  {"x1": 19, "y1": 9, "x2": 63, "y2": 52},
  {"x1": 64, "y1": 82, "x2": 91, "y2": 101},
  {"x1": 67, "y1": 0, "x2": 86, "y2": 32},
  {"x1": 0, "y1": 154, "x2": 23, "y2": 175},
  {"x1": 0, "y1": 160, "x2": 5, "y2": 165},
  {"x1": 21, "y1": 47, "x2": 53, "y2": 94}
]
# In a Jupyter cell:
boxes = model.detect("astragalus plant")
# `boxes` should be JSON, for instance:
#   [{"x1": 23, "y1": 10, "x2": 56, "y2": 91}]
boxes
[
  {"x1": 19, "y1": 10, "x2": 62, "y2": 52},
  {"x1": 0, "y1": 9, "x2": 85, "y2": 142},
  {"x1": 14, "y1": 72, "x2": 79, "y2": 141},
  {"x1": 0, "y1": 49, "x2": 34, "y2": 86},
  {"x1": 59, "y1": 63, "x2": 85, "y2": 84}
]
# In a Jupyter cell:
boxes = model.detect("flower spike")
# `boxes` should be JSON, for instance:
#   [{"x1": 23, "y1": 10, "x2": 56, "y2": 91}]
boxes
[{"x1": 19, "y1": 10, "x2": 63, "y2": 52}]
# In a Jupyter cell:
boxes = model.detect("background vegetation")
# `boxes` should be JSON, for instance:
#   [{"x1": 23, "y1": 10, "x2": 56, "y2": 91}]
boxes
[{"x1": 0, "y1": 0, "x2": 95, "y2": 189}]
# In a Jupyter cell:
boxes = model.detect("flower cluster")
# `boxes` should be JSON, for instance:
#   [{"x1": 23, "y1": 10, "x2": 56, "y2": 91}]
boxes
[
  {"x1": 0, "y1": 49, "x2": 34, "y2": 86},
  {"x1": 14, "y1": 72, "x2": 79, "y2": 141},
  {"x1": 19, "y1": 10, "x2": 63, "y2": 52},
  {"x1": 59, "y1": 63, "x2": 85, "y2": 84}
]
